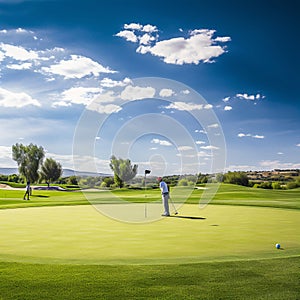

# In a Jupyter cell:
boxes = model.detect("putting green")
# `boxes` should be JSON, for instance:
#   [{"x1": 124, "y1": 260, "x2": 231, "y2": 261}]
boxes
[{"x1": 0, "y1": 205, "x2": 299, "y2": 265}]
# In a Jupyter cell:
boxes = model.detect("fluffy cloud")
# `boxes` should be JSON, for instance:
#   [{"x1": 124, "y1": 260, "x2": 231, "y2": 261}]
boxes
[
  {"x1": 238, "y1": 133, "x2": 265, "y2": 139},
  {"x1": 159, "y1": 88, "x2": 175, "y2": 97},
  {"x1": 197, "y1": 151, "x2": 212, "y2": 157},
  {"x1": 41, "y1": 55, "x2": 116, "y2": 79},
  {"x1": 0, "y1": 146, "x2": 15, "y2": 168},
  {"x1": 117, "y1": 24, "x2": 230, "y2": 65},
  {"x1": 165, "y1": 102, "x2": 212, "y2": 111},
  {"x1": 200, "y1": 145, "x2": 219, "y2": 150},
  {"x1": 51, "y1": 101, "x2": 72, "y2": 108},
  {"x1": 259, "y1": 160, "x2": 300, "y2": 170},
  {"x1": 87, "y1": 103, "x2": 122, "y2": 114},
  {"x1": 236, "y1": 93, "x2": 263, "y2": 101},
  {"x1": 0, "y1": 43, "x2": 39, "y2": 61},
  {"x1": 224, "y1": 105, "x2": 232, "y2": 111},
  {"x1": 0, "y1": 87, "x2": 41, "y2": 108},
  {"x1": 181, "y1": 89, "x2": 190, "y2": 95},
  {"x1": 59, "y1": 87, "x2": 102, "y2": 106},
  {"x1": 296, "y1": 144, "x2": 300, "y2": 147},
  {"x1": 6, "y1": 62, "x2": 32, "y2": 70},
  {"x1": 100, "y1": 77, "x2": 131, "y2": 88},
  {"x1": 120, "y1": 85, "x2": 155, "y2": 100},
  {"x1": 207, "y1": 123, "x2": 219, "y2": 128},
  {"x1": 151, "y1": 138, "x2": 172, "y2": 146},
  {"x1": 115, "y1": 30, "x2": 138, "y2": 43},
  {"x1": 124, "y1": 23, "x2": 143, "y2": 30}
]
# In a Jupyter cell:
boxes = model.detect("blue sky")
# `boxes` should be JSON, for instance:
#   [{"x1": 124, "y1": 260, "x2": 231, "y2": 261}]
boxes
[{"x1": 0, "y1": 0, "x2": 299, "y2": 176}]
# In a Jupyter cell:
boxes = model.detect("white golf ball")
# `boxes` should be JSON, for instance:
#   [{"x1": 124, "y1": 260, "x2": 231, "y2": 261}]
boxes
[{"x1": 275, "y1": 243, "x2": 280, "y2": 249}]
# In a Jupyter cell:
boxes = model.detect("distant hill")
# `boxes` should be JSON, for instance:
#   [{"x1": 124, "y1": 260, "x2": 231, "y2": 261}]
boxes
[
  {"x1": 0, "y1": 167, "x2": 111, "y2": 177},
  {"x1": 62, "y1": 169, "x2": 111, "y2": 177}
]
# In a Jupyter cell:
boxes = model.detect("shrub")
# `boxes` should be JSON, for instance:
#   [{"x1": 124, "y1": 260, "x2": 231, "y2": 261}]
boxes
[
  {"x1": 258, "y1": 182, "x2": 273, "y2": 189},
  {"x1": 286, "y1": 182, "x2": 298, "y2": 189},
  {"x1": 272, "y1": 182, "x2": 282, "y2": 189}
]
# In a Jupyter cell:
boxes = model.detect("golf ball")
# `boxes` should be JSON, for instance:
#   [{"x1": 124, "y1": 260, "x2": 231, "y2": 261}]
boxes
[{"x1": 275, "y1": 243, "x2": 280, "y2": 249}]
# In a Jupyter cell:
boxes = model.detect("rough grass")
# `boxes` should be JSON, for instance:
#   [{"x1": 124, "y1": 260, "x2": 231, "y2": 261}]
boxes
[{"x1": 0, "y1": 257, "x2": 299, "y2": 299}]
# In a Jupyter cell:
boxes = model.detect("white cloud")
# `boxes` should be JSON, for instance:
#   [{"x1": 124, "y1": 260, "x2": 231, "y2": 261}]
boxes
[
  {"x1": 116, "y1": 25, "x2": 230, "y2": 65},
  {"x1": 196, "y1": 140, "x2": 206, "y2": 145},
  {"x1": 200, "y1": 145, "x2": 219, "y2": 150},
  {"x1": 197, "y1": 151, "x2": 212, "y2": 157},
  {"x1": 159, "y1": 88, "x2": 175, "y2": 97},
  {"x1": 87, "y1": 103, "x2": 122, "y2": 114},
  {"x1": 41, "y1": 55, "x2": 116, "y2": 79},
  {"x1": 93, "y1": 91, "x2": 118, "y2": 103},
  {"x1": 115, "y1": 30, "x2": 138, "y2": 43},
  {"x1": 236, "y1": 93, "x2": 263, "y2": 101},
  {"x1": 165, "y1": 101, "x2": 212, "y2": 111},
  {"x1": 51, "y1": 101, "x2": 72, "y2": 108},
  {"x1": 60, "y1": 87, "x2": 102, "y2": 106},
  {"x1": 195, "y1": 129, "x2": 207, "y2": 134},
  {"x1": 181, "y1": 89, "x2": 190, "y2": 95},
  {"x1": 297, "y1": 144, "x2": 300, "y2": 147},
  {"x1": 142, "y1": 24, "x2": 158, "y2": 33},
  {"x1": 151, "y1": 138, "x2": 172, "y2": 146},
  {"x1": 238, "y1": 133, "x2": 265, "y2": 139},
  {"x1": 178, "y1": 146, "x2": 193, "y2": 151},
  {"x1": 224, "y1": 105, "x2": 232, "y2": 111},
  {"x1": 259, "y1": 160, "x2": 300, "y2": 170},
  {"x1": 0, "y1": 146, "x2": 14, "y2": 168},
  {"x1": 139, "y1": 33, "x2": 156, "y2": 45},
  {"x1": 0, "y1": 43, "x2": 39, "y2": 61},
  {"x1": 0, "y1": 87, "x2": 41, "y2": 108},
  {"x1": 223, "y1": 96, "x2": 230, "y2": 102},
  {"x1": 207, "y1": 123, "x2": 219, "y2": 128},
  {"x1": 6, "y1": 62, "x2": 32, "y2": 70},
  {"x1": 124, "y1": 23, "x2": 143, "y2": 31},
  {"x1": 100, "y1": 77, "x2": 131, "y2": 88},
  {"x1": 120, "y1": 85, "x2": 156, "y2": 100},
  {"x1": 137, "y1": 29, "x2": 230, "y2": 65}
]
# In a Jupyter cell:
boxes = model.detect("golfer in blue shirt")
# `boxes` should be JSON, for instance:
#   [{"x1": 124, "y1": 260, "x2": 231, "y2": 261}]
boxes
[{"x1": 158, "y1": 177, "x2": 170, "y2": 216}]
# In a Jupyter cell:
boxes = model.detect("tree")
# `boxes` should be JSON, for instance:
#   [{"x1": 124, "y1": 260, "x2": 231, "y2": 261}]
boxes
[
  {"x1": 40, "y1": 158, "x2": 62, "y2": 187},
  {"x1": 109, "y1": 155, "x2": 138, "y2": 188},
  {"x1": 12, "y1": 143, "x2": 45, "y2": 183},
  {"x1": 223, "y1": 171, "x2": 249, "y2": 186}
]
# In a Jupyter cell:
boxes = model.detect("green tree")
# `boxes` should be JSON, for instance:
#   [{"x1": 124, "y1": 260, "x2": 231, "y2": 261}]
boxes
[
  {"x1": 67, "y1": 176, "x2": 78, "y2": 186},
  {"x1": 40, "y1": 158, "x2": 62, "y2": 187},
  {"x1": 223, "y1": 171, "x2": 249, "y2": 186},
  {"x1": 109, "y1": 155, "x2": 138, "y2": 188},
  {"x1": 12, "y1": 143, "x2": 45, "y2": 183}
]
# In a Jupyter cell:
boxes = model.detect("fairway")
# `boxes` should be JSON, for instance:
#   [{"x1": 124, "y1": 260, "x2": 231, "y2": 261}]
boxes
[{"x1": 1, "y1": 204, "x2": 299, "y2": 265}]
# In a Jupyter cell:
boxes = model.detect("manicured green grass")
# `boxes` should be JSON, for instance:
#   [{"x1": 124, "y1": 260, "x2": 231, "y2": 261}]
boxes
[
  {"x1": 0, "y1": 205, "x2": 299, "y2": 264},
  {"x1": 0, "y1": 184, "x2": 299, "y2": 299},
  {"x1": 1, "y1": 184, "x2": 300, "y2": 210},
  {"x1": 0, "y1": 257, "x2": 299, "y2": 299}
]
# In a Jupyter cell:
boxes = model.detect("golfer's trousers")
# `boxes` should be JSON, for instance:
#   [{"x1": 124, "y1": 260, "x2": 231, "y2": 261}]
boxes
[{"x1": 162, "y1": 193, "x2": 170, "y2": 215}]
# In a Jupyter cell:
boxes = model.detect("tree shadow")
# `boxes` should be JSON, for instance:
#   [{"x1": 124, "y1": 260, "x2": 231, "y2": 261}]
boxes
[{"x1": 169, "y1": 215, "x2": 206, "y2": 220}]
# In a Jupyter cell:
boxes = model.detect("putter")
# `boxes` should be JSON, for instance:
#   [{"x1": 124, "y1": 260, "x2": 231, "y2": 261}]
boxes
[{"x1": 169, "y1": 196, "x2": 178, "y2": 215}]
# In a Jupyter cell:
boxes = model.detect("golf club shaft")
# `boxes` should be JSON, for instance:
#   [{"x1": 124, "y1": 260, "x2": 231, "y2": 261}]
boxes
[{"x1": 169, "y1": 196, "x2": 178, "y2": 214}]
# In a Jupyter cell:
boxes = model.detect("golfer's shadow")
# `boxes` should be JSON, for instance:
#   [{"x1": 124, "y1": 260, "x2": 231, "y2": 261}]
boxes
[{"x1": 170, "y1": 215, "x2": 206, "y2": 220}]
